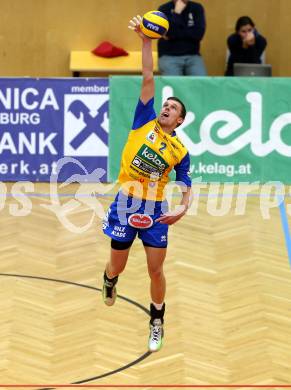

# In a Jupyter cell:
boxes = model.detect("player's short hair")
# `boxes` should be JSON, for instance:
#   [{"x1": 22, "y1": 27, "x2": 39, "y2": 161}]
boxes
[{"x1": 167, "y1": 97, "x2": 187, "y2": 119}]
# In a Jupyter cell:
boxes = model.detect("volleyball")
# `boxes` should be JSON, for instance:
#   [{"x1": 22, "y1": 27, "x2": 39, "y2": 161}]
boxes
[{"x1": 141, "y1": 10, "x2": 169, "y2": 39}]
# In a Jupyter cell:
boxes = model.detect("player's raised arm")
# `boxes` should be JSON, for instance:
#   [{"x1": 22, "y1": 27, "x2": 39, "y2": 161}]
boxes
[{"x1": 128, "y1": 15, "x2": 154, "y2": 104}]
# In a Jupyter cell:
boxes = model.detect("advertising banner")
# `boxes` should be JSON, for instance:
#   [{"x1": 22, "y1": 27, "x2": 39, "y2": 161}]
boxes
[
  {"x1": 109, "y1": 76, "x2": 291, "y2": 183},
  {"x1": 0, "y1": 78, "x2": 109, "y2": 182}
]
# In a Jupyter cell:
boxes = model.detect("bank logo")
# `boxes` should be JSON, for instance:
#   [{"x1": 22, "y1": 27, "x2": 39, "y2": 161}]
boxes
[{"x1": 64, "y1": 95, "x2": 109, "y2": 157}]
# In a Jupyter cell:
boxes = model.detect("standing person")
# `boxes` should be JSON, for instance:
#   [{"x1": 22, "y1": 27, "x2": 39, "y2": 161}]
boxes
[
  {"x1": 225, "y1": 16, "x2": 267, "y2": 76},
  {"x1": 158, "y1": 0, "x2": 207, "y2": 76},
  {"x1": 102, "y1": 15, "x2": 192, "y2": 352}
]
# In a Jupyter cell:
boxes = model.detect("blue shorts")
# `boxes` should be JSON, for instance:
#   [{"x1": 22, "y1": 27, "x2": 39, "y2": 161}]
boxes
[{"x1": 102, "y1": 192, "x2": 169, "y2": 248}]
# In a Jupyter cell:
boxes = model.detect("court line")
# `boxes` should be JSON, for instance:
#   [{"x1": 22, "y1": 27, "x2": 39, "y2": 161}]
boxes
[
  {"x1": 1, "y1": 198, "x2": 291, "y2": 388},
  {"x1": 0, "y1": 273, "x2": 151, "y2": 390},
  {"x1": 0, "y1": 385, "x2": 291, "y2": 388},
  {"x1": 277, "y1": 194, "x2": 291, "y2": 268}
]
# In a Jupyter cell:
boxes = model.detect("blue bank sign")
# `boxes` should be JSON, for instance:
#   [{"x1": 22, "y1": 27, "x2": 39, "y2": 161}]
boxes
[{"x1": 0, "y1": 78, "x2": 109, "y2": 181}]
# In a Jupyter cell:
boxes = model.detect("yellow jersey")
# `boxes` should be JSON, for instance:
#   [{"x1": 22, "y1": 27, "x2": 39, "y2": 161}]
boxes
[{"x1": 118, "y1": 97, "x2": 191, "y2": 201}]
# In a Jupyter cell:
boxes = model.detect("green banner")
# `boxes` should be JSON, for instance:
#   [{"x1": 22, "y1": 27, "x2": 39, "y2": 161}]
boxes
[{"x1": 109, "y1": 76, "x2": 291, "y2": 183}]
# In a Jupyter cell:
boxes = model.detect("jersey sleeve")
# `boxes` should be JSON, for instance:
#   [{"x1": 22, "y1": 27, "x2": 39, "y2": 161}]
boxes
[
  {"x1": 174, "y1": 152, "x2": 192, "y2": 187},
  {"x1": 132, "y1": 97, "x2": 157, "y2": 130}
]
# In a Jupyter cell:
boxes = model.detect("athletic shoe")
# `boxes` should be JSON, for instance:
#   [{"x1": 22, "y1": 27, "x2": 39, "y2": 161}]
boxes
[
  {"x1": 102, "y1": 277, "x2": 117, "y2": 306},
  {"x1": 148, "y1": 318, "x2": 164, "y2": 352}
]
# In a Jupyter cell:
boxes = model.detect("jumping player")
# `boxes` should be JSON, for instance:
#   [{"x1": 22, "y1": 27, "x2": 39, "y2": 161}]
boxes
[{"x1": 102, "y1": 15, "x2": 192, "y2": 352}]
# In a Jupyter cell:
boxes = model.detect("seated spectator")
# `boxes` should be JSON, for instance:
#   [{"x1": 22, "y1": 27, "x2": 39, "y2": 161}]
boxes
[
  {"x1": 225, "y1": 16, "x2": 267, "y2": 76},
  {"x1": 158, "y1": 0, "x2": 207, "y2": 76}
]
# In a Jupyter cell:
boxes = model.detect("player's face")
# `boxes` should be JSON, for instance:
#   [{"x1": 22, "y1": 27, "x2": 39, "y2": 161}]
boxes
[{"x1": 158, "y1": 99, "x2": 184, "y2": 129}]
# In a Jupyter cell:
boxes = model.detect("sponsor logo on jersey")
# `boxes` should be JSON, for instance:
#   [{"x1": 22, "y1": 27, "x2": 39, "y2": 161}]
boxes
[
  {"x1": 137, "y1": 145, "x2": 169, "y2": 171},
  {"x1": 147, "y1": 131, "x2": 157, "y2": 144},
  {"x1": 131, "y1": 144, "x2": 169, "y2": 179},
  {"x1": 128, "y1": 214, "x2": 153, "y2": 229},
  {"x1": 132, "y1": 157, "x2": 141, "y2": 167}
]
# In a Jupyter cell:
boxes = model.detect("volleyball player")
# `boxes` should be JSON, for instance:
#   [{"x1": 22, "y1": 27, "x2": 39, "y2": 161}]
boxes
[{"x1": 102, "y1": 15, "x2": 192, "y2": 352}]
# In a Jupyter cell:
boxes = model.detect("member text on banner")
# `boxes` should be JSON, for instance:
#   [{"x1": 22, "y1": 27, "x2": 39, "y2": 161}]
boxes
[{"x1": 0, "y1": 78, "x2": 109, "y2": 182}]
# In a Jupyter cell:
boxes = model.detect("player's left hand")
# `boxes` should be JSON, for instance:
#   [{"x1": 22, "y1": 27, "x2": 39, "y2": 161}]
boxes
[{"x1": 156, "y1": 205, "x2": 186, "y2": 225}]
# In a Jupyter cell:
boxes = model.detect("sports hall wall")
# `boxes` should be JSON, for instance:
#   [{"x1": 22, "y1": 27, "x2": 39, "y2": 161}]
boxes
[{"x1": 0, "y1": 0, "x2": 289, "y2": 77}]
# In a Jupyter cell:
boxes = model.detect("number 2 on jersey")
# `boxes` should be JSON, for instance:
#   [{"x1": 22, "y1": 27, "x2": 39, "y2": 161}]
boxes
[{"x1": 159, "y1": 142, "x2": 166, "y2": 154}]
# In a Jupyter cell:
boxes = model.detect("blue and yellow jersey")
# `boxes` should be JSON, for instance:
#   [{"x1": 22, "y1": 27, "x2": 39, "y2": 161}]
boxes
[{"x1": 118, "y1": 98, "x2": 192, "y2": 201}]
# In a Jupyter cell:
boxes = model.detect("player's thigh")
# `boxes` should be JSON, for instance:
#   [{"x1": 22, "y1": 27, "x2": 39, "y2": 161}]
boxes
[
  {"x1": 110, "y1": 246, "x2": 131, "y2": 270},
  {"x1": 144, "y1": 245, "x2": 167, "y2": 276},
  {"x1": 139, "y1": 223, "x2": 168, "y2": 274}
]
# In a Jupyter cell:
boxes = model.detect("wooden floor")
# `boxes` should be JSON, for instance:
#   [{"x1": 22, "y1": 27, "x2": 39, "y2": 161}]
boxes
[{"x1": 0, "y1": 183, "x2": 291, "y2": 389}]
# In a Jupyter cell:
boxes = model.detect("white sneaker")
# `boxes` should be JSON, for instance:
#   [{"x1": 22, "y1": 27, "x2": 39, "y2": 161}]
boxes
[{"x1": 148, "y1": 319, "x2": 164, "y2": 352}]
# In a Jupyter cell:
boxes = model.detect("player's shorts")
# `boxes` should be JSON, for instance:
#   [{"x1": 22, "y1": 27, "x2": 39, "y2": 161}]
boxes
[{"x1": 102, "y1": 191, "x2": 169, "y2": 248}]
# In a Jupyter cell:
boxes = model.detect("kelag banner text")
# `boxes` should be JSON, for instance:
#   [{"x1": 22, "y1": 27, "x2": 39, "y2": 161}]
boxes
[{"x1": 109, "y1": 76, "x2": 291, "y2": 183}]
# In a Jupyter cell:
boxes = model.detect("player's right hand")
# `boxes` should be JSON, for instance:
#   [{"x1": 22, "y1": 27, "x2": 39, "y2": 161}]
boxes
[{"x1": 128, "y1": 15, "x2": 147, "y2": 40}]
